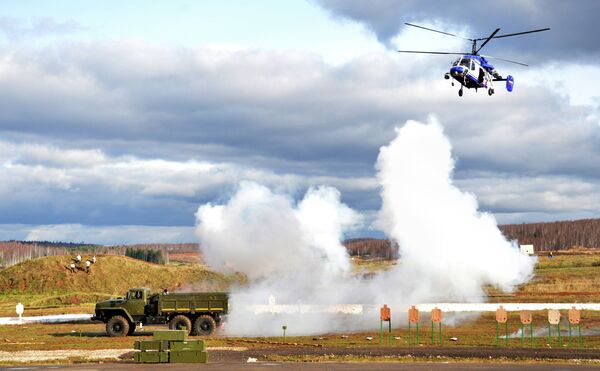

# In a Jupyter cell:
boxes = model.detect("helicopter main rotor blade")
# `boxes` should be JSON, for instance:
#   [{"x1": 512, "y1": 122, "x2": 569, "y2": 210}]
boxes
[
  {"x1": 481, "y1": 55, "x2": 529, "y2": 66},
  {"x1": 475, "y1": 28, "x2": 500, "y2": 54},
  {"x1": 397, "y1": 50, "x2": 467, "y2": 55},
  {"x1": 477, "y1": 27, "x2": 551, "y2": 40},
  {"x1": 404, "y1": 23, "x2": 472, "y2": 40}
]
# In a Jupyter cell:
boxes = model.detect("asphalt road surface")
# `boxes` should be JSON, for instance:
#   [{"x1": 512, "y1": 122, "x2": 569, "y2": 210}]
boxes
[
  {"x1": 3, "y1": 346, "x2": 600, "y2": 370},
  {"x1": 3, "y1": 362, "x2": 599, "y2": 371}
]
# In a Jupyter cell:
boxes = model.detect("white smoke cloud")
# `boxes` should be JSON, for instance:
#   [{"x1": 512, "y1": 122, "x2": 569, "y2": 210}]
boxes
[
  {"x1": 195, "y1": 181, "x2": 361, "y2": 292},
  {"x1": 195, "y1": 182, "x2": 363, "y2": 335},
  {"x1": 194, "y1": 118, "x2": 536, "y2": 336},
  {"x1": 375, "y1": 118, "x2": 536, "y2": 303}
]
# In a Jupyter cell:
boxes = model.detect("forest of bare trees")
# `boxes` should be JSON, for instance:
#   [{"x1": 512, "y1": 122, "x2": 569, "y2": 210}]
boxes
[
  {"x1": 0, "y1": 242, "x2": 199, "y2": 268},
  {"x1": 344, "y1": 238, "x2": 396, "y2": 259},
  {"x1": 0, "y1": 241, "x2": 70, "y2": 267},
  {"x1": 499, "y1": 218, "x2": 600, "y2": 251},
  {"x1": 344, "y1": 218, "x2": 600, "y2": 258},
  {"x1": 1, "y1": 219, "x2": 598, "y2": 266}
]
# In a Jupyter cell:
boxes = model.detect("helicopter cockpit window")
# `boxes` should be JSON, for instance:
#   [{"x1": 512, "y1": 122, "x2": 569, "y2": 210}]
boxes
[
  {"x1": 459, "y1": 58, "x2": 471, "y2": 68},
  {"x1": 452, "y1": 59, "x2": 460, "y2": 66}
]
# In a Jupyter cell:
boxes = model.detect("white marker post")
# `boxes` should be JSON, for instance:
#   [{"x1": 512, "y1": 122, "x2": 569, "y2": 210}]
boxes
[{"x1": 16, "y1": 302, "x2": 24, "y2": 324}]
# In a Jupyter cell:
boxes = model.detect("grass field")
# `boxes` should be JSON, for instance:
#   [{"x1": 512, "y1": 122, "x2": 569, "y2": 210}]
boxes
[
  {"x1": 486, "y1": 253, "x2": 600, "y2": 302},
  {"x1": 352, "y1": 253, "x2": 600, "y2": 303},
  {"x1": 0, "y1": 250, "x2": 599, "y2": 365},
  {"x1": 1, "y1": 310, "x2": 599, "y2": 353}
]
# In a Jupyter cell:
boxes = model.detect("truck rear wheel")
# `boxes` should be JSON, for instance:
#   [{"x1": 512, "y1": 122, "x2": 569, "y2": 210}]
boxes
[
  {"x1": 106, "y1": 315, "x2": 130, "y2": 337},
  {"x1": 169, "y1": 315, "x2": 192, "y2": 334},
  {"x1": 193, "y1": 315, "x2": 216, "y2": 336}
]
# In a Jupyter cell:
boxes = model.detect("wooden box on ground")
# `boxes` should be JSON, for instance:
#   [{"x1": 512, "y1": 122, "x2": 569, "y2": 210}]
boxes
[
  {"x1": 169, "y1": 340, "x2": 206, "y2": 351},
  {"x1": 134, "y1": 340, "x2": 170, "y2": 351},
  {"x1": 169, "y1": 350, "x2": 209, "y2": 363},
  {"x1": 133, "y1": 335, "x2": 208, "y2": 363},
  {"x1": 152, "y1": 330, "x2": 188, "y2": 341},
  {"x1": 134, "y1": 351, "x2": 169, "y2": 363}
]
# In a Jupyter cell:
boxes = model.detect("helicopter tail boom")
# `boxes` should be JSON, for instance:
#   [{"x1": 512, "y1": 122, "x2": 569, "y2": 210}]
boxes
[{"x1": 493, "y1": 75, "x2": 514, "y2": 92}]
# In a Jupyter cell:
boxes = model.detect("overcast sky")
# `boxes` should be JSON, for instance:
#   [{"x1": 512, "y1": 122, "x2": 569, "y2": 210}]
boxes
[{"x1": 0, "y1": 0, "x2": 598, "y2": 244}]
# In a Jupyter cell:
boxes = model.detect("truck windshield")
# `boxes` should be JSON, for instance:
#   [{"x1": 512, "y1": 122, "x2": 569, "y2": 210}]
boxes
[{"x1": 127, "y1": 291, "x2": 143, "y2": 300}]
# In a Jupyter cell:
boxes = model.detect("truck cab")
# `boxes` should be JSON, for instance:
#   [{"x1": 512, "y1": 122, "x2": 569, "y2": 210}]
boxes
[
  {"x1": 91, "y1": 287, "x2": 152, "y2": 336},
  {"x1": 124, "y1": 288, "x2": 150, "y2": 317},
  {"x1": 93, "y1": 288, "x2": 149, "y2": 319}
]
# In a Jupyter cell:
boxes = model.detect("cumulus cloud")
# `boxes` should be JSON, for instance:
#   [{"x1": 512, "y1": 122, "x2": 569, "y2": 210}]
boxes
[
  {"x1": 23, "y1": 224, "x2": 195, "y2": 245},
  {"x1": 313, "y1": 0, "x2": 599, "y2": 60},
  {"x1": 0, "y1": 17, "x2": 85, "y2": 41},
  {"x1": 0, "y1": 31, "x2": 599, "y2": 235},
  {"x1": 0, "y1": 139, "x2": 374, "y2": 228}
]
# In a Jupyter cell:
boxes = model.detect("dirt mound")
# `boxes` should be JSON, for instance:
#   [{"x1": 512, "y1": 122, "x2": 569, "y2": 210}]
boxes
[{"x1": 0, "y1": 255, "x2": 237, "y2": 299}]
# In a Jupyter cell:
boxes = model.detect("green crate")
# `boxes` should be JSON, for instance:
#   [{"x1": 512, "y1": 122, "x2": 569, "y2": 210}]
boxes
[
  {"x1": 169, "y1": 340, "x2": 206, "y2": 351},
  {"x1": 153, "y1": 330, "x2": 188, "y2": 341},
  {"x1": 134, "y1": 340, "x2": 170, "y2": 351},
  {"x1": 169, "y1": 350, "x2": 209, "y2": 363},
  {"x1": 133, "y1": 351, "x2": 169, "y2": 363}
]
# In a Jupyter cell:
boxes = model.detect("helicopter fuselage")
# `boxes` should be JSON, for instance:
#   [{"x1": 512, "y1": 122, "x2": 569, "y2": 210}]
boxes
[
  {"x1": 444, "y1": 55, "x2": 511, "y2": 97},
  {"x1": 447, "y1": 56, "x2": 493, "y2": 91}
]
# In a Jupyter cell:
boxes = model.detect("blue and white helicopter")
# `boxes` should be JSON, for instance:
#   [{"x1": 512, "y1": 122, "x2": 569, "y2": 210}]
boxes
[{"x1": 398, "y1": 23, "x2": 550, "y2": 97}]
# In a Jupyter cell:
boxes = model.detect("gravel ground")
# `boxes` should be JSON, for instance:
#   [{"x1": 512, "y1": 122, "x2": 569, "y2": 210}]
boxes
[
  {"x1": 0, "y1": 347, "x2": 246, "y2": 363},
  {"x1": 0, "y1": 349, "x2": 127, "y2": 362}
]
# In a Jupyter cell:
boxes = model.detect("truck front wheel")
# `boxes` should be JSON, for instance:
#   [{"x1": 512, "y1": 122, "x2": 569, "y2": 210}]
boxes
[
  {"x1": 169, "y1": 315, "x2": 192, "y2": 334},
  {"x1": 194, "y1": 315, "x2": 216, "y2": 336},
  {"x1": 106, "y1": 315, "x2": 130, "y2": 337}
]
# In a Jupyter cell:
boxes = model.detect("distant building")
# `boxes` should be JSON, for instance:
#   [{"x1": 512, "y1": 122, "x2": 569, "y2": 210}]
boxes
[{"x1": 520, "y1": 244, "x2": 534, "y2": 255}]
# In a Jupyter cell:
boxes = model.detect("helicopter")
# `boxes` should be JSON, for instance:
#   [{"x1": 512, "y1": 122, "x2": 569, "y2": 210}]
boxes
[{"x1": 397, "y1": 23, "x2": 550, "y2": 97}]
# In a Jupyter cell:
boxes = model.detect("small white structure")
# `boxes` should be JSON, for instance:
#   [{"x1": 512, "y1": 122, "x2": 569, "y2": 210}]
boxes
[
  {"x1": 520, "y1": 244, "x2": 534, "y2": 255},
  {"x1": 15, "y1": 302, "x2": 24, "y2": 323}
]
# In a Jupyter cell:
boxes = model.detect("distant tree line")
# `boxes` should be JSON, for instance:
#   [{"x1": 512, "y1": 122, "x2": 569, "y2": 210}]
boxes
[
  {"x1": 10, "y1": 240, "x2": 100, "y2": 249},
  {"x1": 0, "y1": 242, "x2": 61, "y2": 267},
  {"x1": 125, "y1": 248, "x2": 166, "y2": 264},
  {"x1": 0, "y1": 242, "x2": 199, "y2": 268},
  {"x1": 344, "y1": 219, "x2": 600, "y2": 258},
  {"x1": 344, "y1": 238, "x2": 398, "y2": 259},
  {"x1": 2, "y1": 218, "x2": 599, "y2": 266},
  {"x1": 0, "y1": 241, "x2": 103, "y2": 268},
  {"x1": 499, "y1": 218, "x2": 600, "y2": 251}
]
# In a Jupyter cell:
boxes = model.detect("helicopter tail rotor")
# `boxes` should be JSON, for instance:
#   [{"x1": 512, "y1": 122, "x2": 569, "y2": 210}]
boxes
[{"x1": 506, "y1": 75, "x2": 514, "y2": 92}]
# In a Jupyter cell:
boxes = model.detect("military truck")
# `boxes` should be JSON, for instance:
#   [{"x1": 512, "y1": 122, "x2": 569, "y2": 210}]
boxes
[{"x1": 92, "y1": 288, "x2": 228, "y2": 337}]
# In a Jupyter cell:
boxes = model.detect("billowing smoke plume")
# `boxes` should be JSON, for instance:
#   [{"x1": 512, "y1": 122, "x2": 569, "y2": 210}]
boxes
[
  {"x1": 194, "y1": 118, "x2": 536, "y2": 335},
  {"x1": 196, "y1": 182, "x2": 362, "y2": 332},
  {"x1": 375, "y1": 118, "x2": 536, "y2": 303}
]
